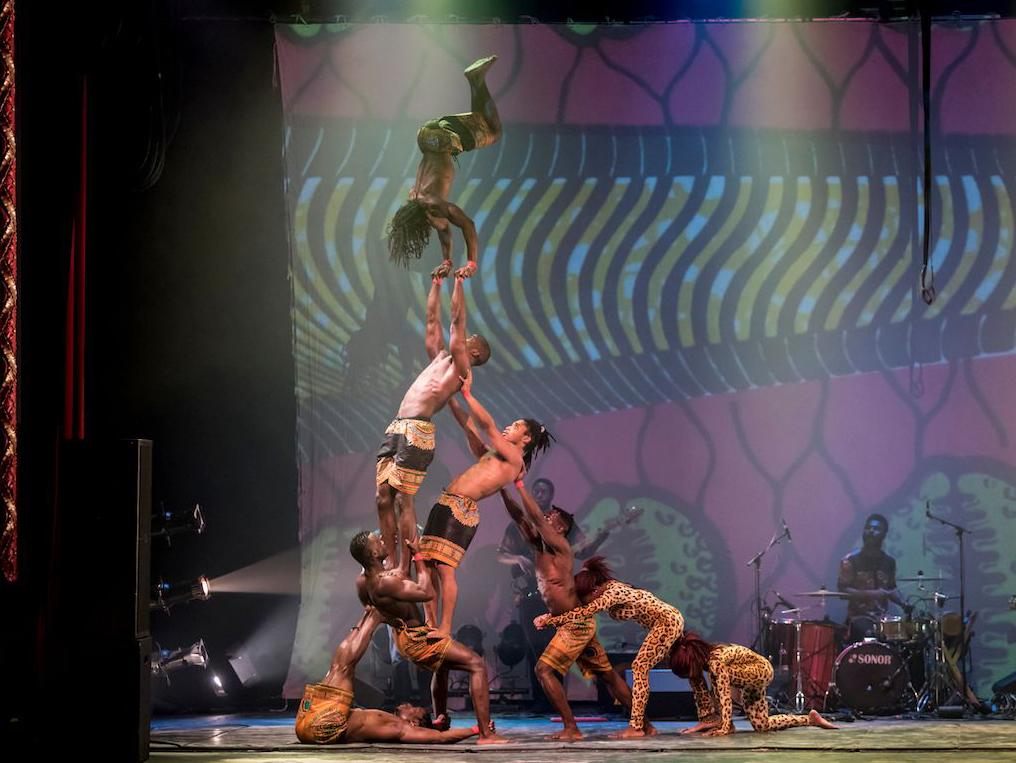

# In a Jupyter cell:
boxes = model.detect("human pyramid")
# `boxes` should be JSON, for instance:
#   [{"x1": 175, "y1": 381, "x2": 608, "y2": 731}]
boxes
[{"x1": 294, "y1": 56, "x2": 838, "y2": 746}]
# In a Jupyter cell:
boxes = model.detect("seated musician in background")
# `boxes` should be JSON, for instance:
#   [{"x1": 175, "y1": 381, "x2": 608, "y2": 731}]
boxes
[{"x1": 837, "y1": 513, "x2": 910, "y2": 643}]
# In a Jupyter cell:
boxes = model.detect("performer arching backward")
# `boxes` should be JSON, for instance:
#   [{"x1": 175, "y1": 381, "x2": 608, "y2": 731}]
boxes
[
  {"x1": 500, "y1": 480, "x2": 648, "y2": 740},
  {"x1": 386, "y1": 55, "x2": 501, "y2": 278},
  {"x1": 294, "y1": 605, "x2": 478, "y2": 745},
  {"x1": 670, "y1": 632, "x2": 838, "y2": 736},
  {"x1": 416, "y1": 371, "x2": 553, "y2": 638},
  {"x1": 534, "y1": 557, "x2": 685, "y2": 739},
  {"x1": 352, "y1": 531, "x2": 509, "y2": 745},
  {"x1": 375, "y1": 273, "x2": 490, "y2": 571}
]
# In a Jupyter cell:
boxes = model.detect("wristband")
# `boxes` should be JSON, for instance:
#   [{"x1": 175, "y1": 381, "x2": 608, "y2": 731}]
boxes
[
  {"x1": 461, "y1": 388, "x2": 472, "y2": 399},
  {"x1": 413, "y1": 553, "x2": 425, "y2": 562},
  {"x1": 470, "y1": 724, "x2": 480, "y2": 734},
  {"x1": 514, "y1": 479, "x2": 525, "y2": 490},
  {"x1": 464, "y1": 261, "x2": 477, "y2": 271}
]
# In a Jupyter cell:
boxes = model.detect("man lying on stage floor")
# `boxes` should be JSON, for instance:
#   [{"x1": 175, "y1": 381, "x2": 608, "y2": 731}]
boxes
[
  {"x1": 375, "y1": 273, "x2": 490, "y2": 571},
  {"x1": 295, "y1": 605, "x2": 478, "y2": 745},
  {"x1": 386, "y1": 55, "x2": 501, "y2": 277},
  {"x1": 416, "y1": 370, "x2": 553, "y2": 637},
  {"x1": 352, "y1": 530, "x2": 509, "y2": 745},
  {"x1": 500, "y1": 479, "x2": 650, "y2": 741}
]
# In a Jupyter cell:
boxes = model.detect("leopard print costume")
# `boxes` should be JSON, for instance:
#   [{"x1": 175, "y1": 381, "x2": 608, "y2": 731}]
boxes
[
  {"x1": 544, "y1": 580, "x2": 684, "y2": 729},
  {"x1": 689, "y1": 644, "x2": 811, "y2": 733}
]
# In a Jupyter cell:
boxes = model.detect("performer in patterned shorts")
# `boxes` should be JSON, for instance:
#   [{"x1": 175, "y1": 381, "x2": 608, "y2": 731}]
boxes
[
  {"x1": 376, "y1": 273, "x2": 489, "y2": 570},
  {"x1": 386, "y1": 55, "x2": 501, "y2": 277},
  {"x1": 536, "y1": 558, "x2": 685, "y2": 739},
  {"x1": 295, "y1": 605, "x2": 477, "y2": 745},
  {"x1": 670, "y1": 632, "x2": 837, "y2": 736},
  {"x1": 352, "y1": 530, "x2": 509, "y2": 745},
  {"x1": 417, "y1": 371, "x2": 553, "y2": 637},
  {"x1": 500, "y1": 480, "x2": 644, "y2": 740}
]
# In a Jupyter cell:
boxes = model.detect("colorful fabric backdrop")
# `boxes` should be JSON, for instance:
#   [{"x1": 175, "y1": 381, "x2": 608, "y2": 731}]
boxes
[{"x1": 278, "y1": 19, "x2": 1016, "y2": 697}]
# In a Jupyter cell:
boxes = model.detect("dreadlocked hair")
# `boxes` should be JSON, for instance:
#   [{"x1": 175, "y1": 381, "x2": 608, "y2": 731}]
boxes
[
  {"x1": 574, "y1": 555, "x2": 614, "y2": 601},
  {"x1": 386, "y1": 200, "x2": 431, "y2": 267},
  {"x1": 669, "y1": 631, "x2": 715, "y2": 679},
  {"x1": 521, "y1": 419, "x2": 554, "y2": 469}
]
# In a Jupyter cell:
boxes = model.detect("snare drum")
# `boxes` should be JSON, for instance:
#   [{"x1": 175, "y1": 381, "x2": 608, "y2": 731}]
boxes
[
  {"x1": 831, "y1": 640, "x2": 906, "y2": 714},
  {"x1": 876, "y1": 616, "x2": 907, "y2": 642}
]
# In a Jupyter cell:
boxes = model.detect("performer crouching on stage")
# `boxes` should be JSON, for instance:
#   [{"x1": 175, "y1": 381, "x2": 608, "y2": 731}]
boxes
[
  {"x1": 670, "y1": 632, "x2": 837, "y2": 736},
  {"x1": 353, "y1": 531, "x2": 509, "y2": 745},
  {"x1": 501, "y1": 481, "x2": 647, "y2": 740},
  {"x1": 535, "y1": 557, "x2": 684, "y2": 738},
  {"x1": 416, "y1": 370, "x2": 553, "y2": 638},
  {"x1": 295, "y1": 605, "x2": 478, "y2": 745}
]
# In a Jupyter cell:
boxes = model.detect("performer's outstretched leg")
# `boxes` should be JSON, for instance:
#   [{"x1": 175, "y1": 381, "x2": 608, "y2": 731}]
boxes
[{"x1": 463, "y1": 56, "x2": 501, "y2": 143}]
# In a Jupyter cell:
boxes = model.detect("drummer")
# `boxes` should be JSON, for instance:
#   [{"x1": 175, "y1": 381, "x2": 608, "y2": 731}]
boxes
[{"x1": 837, "y1": 513, "x2": 911, "y2": 643}]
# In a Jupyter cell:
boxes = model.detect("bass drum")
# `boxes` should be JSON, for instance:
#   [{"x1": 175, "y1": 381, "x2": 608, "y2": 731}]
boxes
[{"x1": 831, "y1": 640, "x2": 906, "y2": 714}]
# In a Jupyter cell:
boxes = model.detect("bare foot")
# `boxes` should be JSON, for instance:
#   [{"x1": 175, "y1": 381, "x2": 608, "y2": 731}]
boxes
[
  {"x1": 808, "y1": 709, "x2": 838, "y2": 729},
  {"x1": 549, "y1": 726, "x2": 583, "y2": 741},
  {"x1": 643, "y1": 721, "x2": 658, "y2": 736},
  {"x1": 464, "y1": 55, "x2": 497, "y2": 82},
  {"x1": 610, "y1": 727, "x2": 645, "y2": 740},
  {"x1": 476, "y1": 732, "x2": 511, "y2": 745},
  {"x1": 432, "y1": 713, "x2": 451, "y2": 731}
]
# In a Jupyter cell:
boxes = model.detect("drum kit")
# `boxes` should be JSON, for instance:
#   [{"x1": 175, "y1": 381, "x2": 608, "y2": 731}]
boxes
[{"x1": 765, "y1": 578, "x2": 971, "y2": 715}]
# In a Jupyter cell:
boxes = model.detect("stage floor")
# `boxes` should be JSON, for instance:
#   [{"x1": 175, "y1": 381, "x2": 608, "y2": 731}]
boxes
[{"x1": 150, "y1": 712, "x2": 1016, "y2": 762}]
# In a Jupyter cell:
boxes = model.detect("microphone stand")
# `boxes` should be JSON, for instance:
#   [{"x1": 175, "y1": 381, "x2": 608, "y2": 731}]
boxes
[
  {"x1": 925, "y1": 501, "x2": 971, "y2": 710},
  {"x1": 746, "y1": 525, "x2": 790, "y2": 654}
]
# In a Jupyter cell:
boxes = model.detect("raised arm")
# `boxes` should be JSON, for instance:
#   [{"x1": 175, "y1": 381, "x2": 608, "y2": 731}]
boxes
[
  {"x1": 444, "y1": 202, "x2": 478, "y2": 278},
  {"x1": 500, "y1": 489, "x2": 539, "y2": 545},
  {"x1": 329, "y1": 606, "x2": 384, "y2": 672},
  {"x1": 447, "y1": 396, "x2": 487, "y2": 460},
  {"x1": 516, "y1": 481, "x2": 570, "y2": 555},
  {"x1": 572, "y1": 527, "x2": 609, "y2": 560},
  {"x1": 424, "y1": 275, "x2": 446, "y2": 360},
  {"x1": 447, "y1": 275, "x2": 471, "y2": 377},
  {"x1": 459, "y1": 373, "x2": 524, "y2": 472}
]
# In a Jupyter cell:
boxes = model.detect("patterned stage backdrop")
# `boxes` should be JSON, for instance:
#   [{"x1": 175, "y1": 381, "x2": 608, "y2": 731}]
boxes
[{"x1": 278, "y1": 20, "x2": 1016, "y2": 697}]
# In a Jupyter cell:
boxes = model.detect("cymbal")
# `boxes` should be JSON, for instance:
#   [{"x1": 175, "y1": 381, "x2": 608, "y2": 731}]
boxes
[
  {"x1": 795, "y1": 589, "x2": 851, "y2": 598},
  {"x1": 898, "y1": 576, "x2": 947, "y2": 582}
]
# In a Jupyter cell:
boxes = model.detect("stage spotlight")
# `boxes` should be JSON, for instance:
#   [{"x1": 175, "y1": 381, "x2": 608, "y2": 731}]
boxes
[
  {"x1": 210, "y1": 672, "x2": 227, "y2": 697},
  {"x1": 227, "y1": 653, "x2": 259, "y2": 687},
  {"x1": 151, "y1": 503, "x2": 205, "y2": 545},
  {"x1": 494, "y1": 623, "x2": 526, "y2": 668},
  {"x1": 152, "y1": 639, "x2": 209, "y2": 682},
  {"x1": 152, "y1": 575, "x2": 212, "y2": 613},
  {"x1": 455, "y1": 624, "x2": 484, "y2": 657}
]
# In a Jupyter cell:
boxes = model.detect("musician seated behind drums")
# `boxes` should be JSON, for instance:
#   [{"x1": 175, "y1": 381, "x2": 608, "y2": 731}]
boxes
[{"x1": 836, "y1": 513, "x2": 911, "y2": 643}]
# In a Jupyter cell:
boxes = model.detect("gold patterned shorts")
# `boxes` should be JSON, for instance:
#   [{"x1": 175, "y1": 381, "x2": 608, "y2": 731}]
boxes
[
  {"x1": 376, "y1": 417, "x2": 436, "y2": 496},
  {"x1": 393, "y1": 623, "x2": 452, "y2": 672},
  {"x1": 539, "y1": 616, "x2": 613, "y2": 678},
  {"x1": 416, "y1": 112, "x2": 499, "y2": 156},
  {"x1": 295, "y1": 683, "x2": 353, "y2": 744},
  {"x1": 418, "y1": 492, "x2": 479, "y2": 569}
]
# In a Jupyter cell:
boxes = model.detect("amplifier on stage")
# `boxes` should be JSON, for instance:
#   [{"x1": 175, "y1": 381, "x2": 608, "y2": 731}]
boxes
[{"x1": 623, "y1": 669, "x2": 697, "y2": 720}]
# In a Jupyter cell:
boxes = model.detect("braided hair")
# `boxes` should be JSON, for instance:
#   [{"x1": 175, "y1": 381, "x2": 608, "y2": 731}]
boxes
[
  {"x1": 386, "y1": 200, "x2": 431, "y2": 266},
  {"x1": 522, "y1": 419, "x2": 554, "y2": 469},
  {"x1": 669, "y1": 631, "x2": 715, "y2": 679}
]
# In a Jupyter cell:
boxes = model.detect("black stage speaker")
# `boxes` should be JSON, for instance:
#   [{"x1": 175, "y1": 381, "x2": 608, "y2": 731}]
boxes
[{"x1": 53, "y1": 439, "x2": 153, "y2": 761}]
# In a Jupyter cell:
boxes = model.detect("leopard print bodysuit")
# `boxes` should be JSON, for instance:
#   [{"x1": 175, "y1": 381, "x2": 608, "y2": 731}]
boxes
[
  {"x1": 544, "y1": 580, "x2": 684, "y2": 729},
  {"x1": 689, "y1": 644, "x2": 811, "y2": 733}
]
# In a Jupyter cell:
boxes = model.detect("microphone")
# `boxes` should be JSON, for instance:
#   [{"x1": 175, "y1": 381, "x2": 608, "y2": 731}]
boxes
[
  {"x1": 782, "y1": 518, "x2": 793, "y2": 543},
  {"x1": 773, "y1": 591, "x2": 797, "y2": 610}
]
